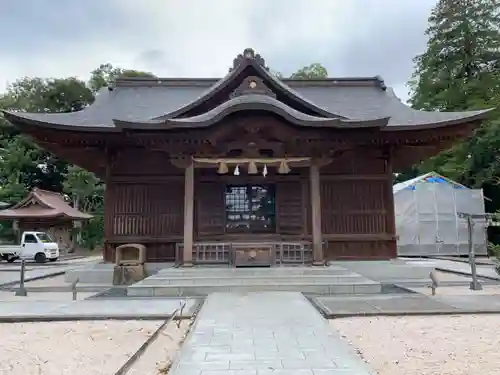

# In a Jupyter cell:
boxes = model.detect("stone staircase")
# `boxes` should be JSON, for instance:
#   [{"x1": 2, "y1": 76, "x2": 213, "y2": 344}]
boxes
[{"x1": 126, "y1": 265, "x2": 382, "y2": 297}]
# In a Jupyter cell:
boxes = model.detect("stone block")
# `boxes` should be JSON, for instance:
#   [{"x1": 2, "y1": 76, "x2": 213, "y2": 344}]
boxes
[{"x1": 115, "y1": 243, "x2": 146, "y2": 265}]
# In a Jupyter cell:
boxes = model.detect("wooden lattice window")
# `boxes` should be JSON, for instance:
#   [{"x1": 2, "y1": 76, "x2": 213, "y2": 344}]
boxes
[{"x1": 225, "y1": 184, "x2": 276, "y2": 233}]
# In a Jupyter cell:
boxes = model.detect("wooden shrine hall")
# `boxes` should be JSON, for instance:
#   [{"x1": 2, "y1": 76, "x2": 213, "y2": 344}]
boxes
[{"x1": 2, "y1": 48, "x2": 492, "y2": 266}]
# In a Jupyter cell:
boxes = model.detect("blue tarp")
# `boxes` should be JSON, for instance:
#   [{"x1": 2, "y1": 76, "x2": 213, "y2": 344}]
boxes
[{"x1": 402, "y1": 176, "x2": 466, "y2": 190}]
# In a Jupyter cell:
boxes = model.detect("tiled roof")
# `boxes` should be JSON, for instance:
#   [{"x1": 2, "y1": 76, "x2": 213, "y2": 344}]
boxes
[
  {"x1": 1, "y1": 49, "x2": 494, "y2": 132},
  {"x1": 0, "y1": 188, "x2": 93, "y2": 220}
]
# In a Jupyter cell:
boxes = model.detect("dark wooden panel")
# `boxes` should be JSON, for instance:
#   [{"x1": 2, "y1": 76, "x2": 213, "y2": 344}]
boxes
[
  {"x1": 276, "y1": 180, "x2": 304, "y2": 234},
  {"x1": 196, "y1": 182, "x2": 225, "y2": 236},
  {"x1": 320, "y1": 179, "x2": 387, "y2": 235},
  {"x1": 108, "y1": 182, "x2": 184, "y2": 237},
  {"x1": 111, "y1": 149, "x2": 181, "y2": 176},
  {"x1": 324, "y1": 240, "x2": 396, "y2": 260},
  {"x1": 322, "y1": 148, "x2": 387, "y2": 175}
]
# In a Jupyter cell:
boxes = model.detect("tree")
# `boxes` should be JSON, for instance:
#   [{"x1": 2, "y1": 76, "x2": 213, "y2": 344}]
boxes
[
  {"x1": 410, "y1": 0, "x2": 500, "y2": 111},
  {"x1": 62, "y1": 165, "x2": 102, "y2": 212},
  {"x1": 290, "y1": 63, "x2": 328, "y2": 79},
  {"x1": 88, "y1": 63, "x2": 156, "y2": 92},
  {"x1": 0, "y1": 77, "x2": 95, "y2": 192},
  {"x1": 405, "y1": 0, "x2": 500, "y2": 194},
  {"x1": 62, "y1": 165, "x2": 104, "y2": 250}
]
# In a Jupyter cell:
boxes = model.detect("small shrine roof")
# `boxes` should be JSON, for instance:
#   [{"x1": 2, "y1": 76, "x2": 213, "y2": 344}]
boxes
[{"x1": 0, "y1": 188, "x2": 93, "y2": 220}]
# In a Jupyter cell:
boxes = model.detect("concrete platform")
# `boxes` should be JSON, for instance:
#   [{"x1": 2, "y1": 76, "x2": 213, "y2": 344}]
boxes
[
  {"x1": 313, "y1": 293, "x2": 500, "y2": 317},
  {"x1": 127, "y1": 265, "x2": 382, "y2": 297},
  {"x1": 64, "y1": 262, "x2": 172, "y2": 284},
  {"x1": 0, "y1": 298, "x2": 199, "y2": 322}
]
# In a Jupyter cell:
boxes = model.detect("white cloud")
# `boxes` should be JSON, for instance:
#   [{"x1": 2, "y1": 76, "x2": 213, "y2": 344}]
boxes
[{"x1": 0, "y1": 0, "x2": 436, "y2": 102}]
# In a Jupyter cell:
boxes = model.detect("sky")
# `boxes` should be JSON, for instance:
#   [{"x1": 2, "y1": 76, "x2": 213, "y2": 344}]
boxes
[{"x1": 0, "y1": 0, "x2": 437, "y2": 103}]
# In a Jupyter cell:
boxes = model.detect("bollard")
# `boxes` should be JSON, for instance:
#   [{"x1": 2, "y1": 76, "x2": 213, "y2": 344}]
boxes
[
  {"x1": 429, "y1": 271, "x2": 439, "y2": 296},
  {"x1": 466, "y1": 215, "x2": 483, "y2": 291},
  {"x1": 15, "y1": 259, "x2": 27, "y2": 297},
  {"x1": 71, "y1": 278, "x2": 79, "y2": 301}
]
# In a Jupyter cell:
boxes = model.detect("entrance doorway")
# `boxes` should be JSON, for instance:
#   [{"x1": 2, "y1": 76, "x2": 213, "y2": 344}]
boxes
[{"x1": 225, "y1": 184, "x2": 276, "y2": 233}]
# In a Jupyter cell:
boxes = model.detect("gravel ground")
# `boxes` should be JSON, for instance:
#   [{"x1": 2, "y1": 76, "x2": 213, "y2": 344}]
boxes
[
  {"x1": 0, "y1": 320, "x2": 164, "y2": 375},
  {"x1": 127, "y1": 320, "x2": 192, "y2": 375},
  {"x1": 330, "y1": 315, "x2": 500, "y2": 375}
]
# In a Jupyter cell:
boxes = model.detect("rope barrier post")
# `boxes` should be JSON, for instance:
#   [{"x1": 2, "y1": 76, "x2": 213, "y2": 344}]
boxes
[
  {"x1": 429, "y1": 270, "x2": 439, "y2": 295},
  {"x1": 15, "y1": 259, "x2": 28, "y2": 297},
  {"x1": 71, "y1": 277, "x2": 79, "y2": 301},
  {"x1": 458, "y1": 212, "x2": 483, "y2": 291}
]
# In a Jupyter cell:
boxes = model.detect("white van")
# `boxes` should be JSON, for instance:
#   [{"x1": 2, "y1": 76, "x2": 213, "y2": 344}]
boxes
[{"x1": 0, "y1": 231, "x2": 59, "y2": 263}]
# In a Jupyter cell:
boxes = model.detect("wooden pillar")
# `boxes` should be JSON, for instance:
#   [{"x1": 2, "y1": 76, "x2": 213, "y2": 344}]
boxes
[
  {"x1": 310, "y1": 163, "x2": 324, "y2": 265},
  {"x1": 103, "y1": 151, "x2": 114, "y2": 263},
  {"x1": 384, "y1": 149, "x2": 397, "y2": 258},
  {"x1": 182, "y1": 161, "x2": 194, "y2": 266}
]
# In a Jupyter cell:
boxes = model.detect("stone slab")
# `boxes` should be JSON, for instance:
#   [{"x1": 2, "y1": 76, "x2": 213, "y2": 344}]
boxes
[
  {"x1": 127, "y1": 281, "x2": 381, "y2": 297},
  {"x1": 0, "y1": 298, "x2": 199, "y2": 321},
  {"x1": 141, "y1": 274, "x2": 366, "y2": 285},
  {"x1": 313, "y1": 293, "x2": 500, "y2": 317},
  {"x1": 333, "y1": 259, "x2": 437, "y2": 283},
  {"x1": 128, "y1": 265, "x2": 382, "y2": 297},
  {"x1": 169, "y1": 292, "x2": 374, "y2": 375},
  {"x1": 156, "y1": 266, "x2": 352, "y2": 277},
  {"x1": 433, "y1": 259, "x2": 500, "y2": 280},
  {"x1": 433, "y1": 294, "x2": 500, "y2": 311}
]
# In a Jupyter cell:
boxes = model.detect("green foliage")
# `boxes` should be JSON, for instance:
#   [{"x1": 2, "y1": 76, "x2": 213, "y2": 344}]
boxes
[
  {"x1": 409, "y1": 0, "x2": 500, "y2": 111},
  {"x1": 80, "y1": 215, "x2": 105, "y2": 250},
  {"x1": 406, "y1": 0, "x2": 500, "y2": 190},
  {"x1": 88, "y1": 63, "x2": 156, "y2": 92},
  {"x1": 290, "y1": 63, "x2": 328, "y2": 79},
  {"x1": 0, "y1": 63, "x2": 154, "y2": 250},
  {"x1": 405, "y1": 0, "x2": 500, "y2": 250}
]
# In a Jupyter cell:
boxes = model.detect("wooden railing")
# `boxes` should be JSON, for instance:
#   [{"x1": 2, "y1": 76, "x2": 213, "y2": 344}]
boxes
[{"x1": 175, "y1": 241, "x2": 313, "y2": 266}]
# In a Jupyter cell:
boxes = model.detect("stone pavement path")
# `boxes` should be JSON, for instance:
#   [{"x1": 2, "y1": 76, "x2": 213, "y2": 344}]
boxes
[{"x1": 170, "y1": 292, "x2": 374, "y2": 375}]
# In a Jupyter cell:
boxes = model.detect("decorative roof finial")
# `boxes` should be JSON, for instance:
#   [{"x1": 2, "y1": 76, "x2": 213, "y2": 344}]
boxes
[
  {"x1": 243, "y1": 48, "x2": 255, "y2": 59},
  {"x1": 230, "y1": 48, "x2": 268, "y2": 72}
]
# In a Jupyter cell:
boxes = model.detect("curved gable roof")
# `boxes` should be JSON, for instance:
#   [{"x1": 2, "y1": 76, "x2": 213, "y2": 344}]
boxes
[
  {"x1": 155, "y1": 48, "x2": 342, "y2": 120},
  {"x1": 0, "y1": 188, "x2": 92, "y2": 220},
  {"x1": 0, "y1": 48, "x2": 494, "y2": 132},
  {"x1": 114, "y1": 94, "x2": 390, "y2": 130}
]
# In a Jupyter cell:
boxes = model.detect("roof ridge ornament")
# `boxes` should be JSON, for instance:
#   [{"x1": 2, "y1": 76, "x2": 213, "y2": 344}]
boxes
[
  {"x1": 230, "y1": 48, "x2": 268, "y2": 72},
  {"x1": 230, "y1": 76, "x2": 276, "y2": 98}
]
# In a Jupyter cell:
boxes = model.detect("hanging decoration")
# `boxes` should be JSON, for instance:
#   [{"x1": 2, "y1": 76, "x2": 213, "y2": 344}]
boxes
[
  {"x1": 217, "y1": 161, "x2": 228, "y2": 174},
  {"x1": 247, "y1": 161, "x2": 258, "y2": 174},
  {"x1": 192, "y1": 156, "x2": 310, "y2": 177},
  {"x1": 278, "y1": 160, "x2": 290, "y2": 174}
]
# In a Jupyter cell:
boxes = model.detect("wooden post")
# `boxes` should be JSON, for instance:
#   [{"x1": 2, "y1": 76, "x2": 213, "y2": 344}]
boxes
[
  {"x1": 182, "y1": 161, "x2": 194, "y2": 267},
  {"x1": 310, "y1": 163, "x2": 324, "y2": 265},
  {"x1": 384, "y1": 149, "x2": 397, "y2": 258}
]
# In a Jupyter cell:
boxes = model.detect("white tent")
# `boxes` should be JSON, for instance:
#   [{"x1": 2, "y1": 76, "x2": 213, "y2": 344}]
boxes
[{"x1": 394, "y1": 172, "x2": 487, "y2": 256}]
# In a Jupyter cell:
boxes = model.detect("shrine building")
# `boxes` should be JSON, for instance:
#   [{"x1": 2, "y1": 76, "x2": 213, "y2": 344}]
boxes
[{"x1": 2, "y1": 49, "x2": 492, "y2": 266}]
